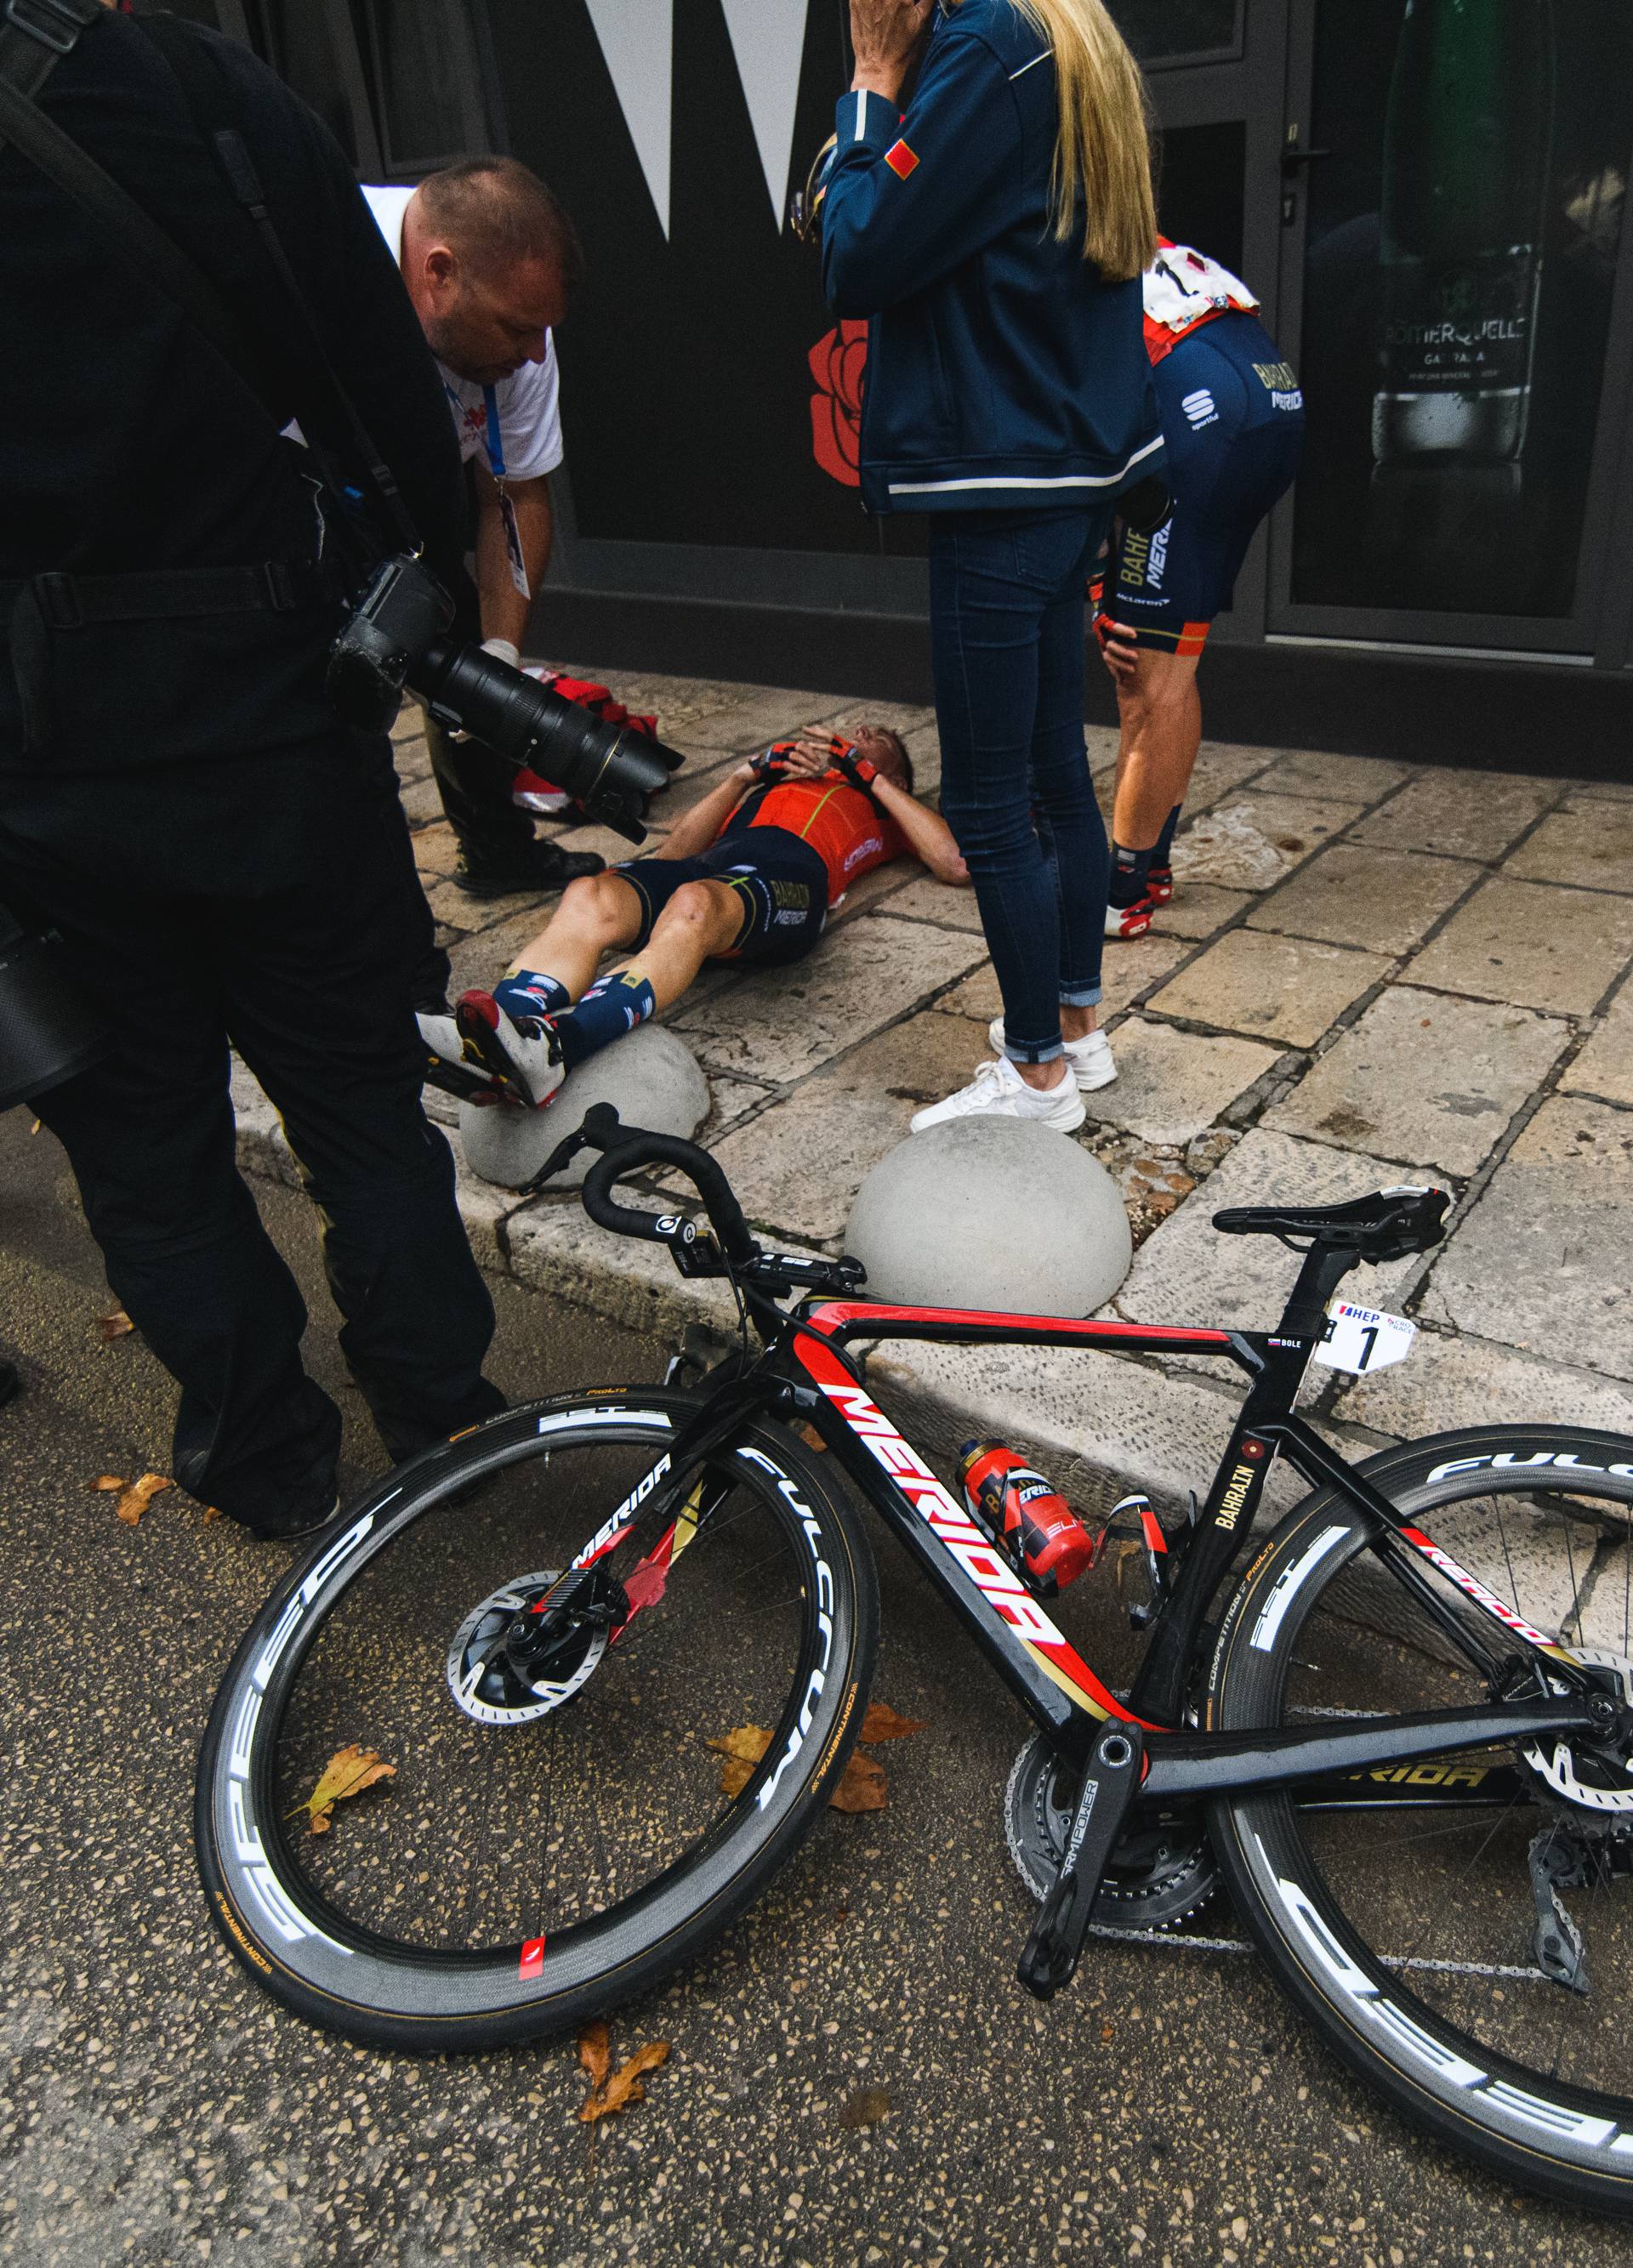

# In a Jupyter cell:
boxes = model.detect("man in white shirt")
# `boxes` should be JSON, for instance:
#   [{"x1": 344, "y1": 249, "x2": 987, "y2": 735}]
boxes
[{"x1": 366, "y1": 161, "x2": 604, "y2": 901}]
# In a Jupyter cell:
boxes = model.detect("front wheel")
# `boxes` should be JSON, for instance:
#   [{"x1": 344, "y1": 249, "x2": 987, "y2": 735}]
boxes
[
  {"x1": 1208, "y1": 1424, "x2": 1633, "y2": 2214},
  {"x1": 196, "y1": 1387, "x2": 878, "y2": 2051}
]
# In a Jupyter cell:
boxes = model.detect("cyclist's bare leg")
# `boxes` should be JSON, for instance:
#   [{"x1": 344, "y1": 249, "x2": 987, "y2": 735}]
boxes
[
  {"x1": 616, "y1": 879, "x2": 747, "y2": 1016},
  {"x1": 1111, "y1": 649, "x2": 1203, "y2": 852},
  {"x1": 501, "y1": 872, "x2": 646, "y2": 1003}
]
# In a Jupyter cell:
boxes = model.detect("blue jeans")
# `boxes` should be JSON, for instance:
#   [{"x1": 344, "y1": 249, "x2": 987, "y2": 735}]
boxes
[{"x1": 929, "y1": 508, "x2": 1112, "y2": 1064}]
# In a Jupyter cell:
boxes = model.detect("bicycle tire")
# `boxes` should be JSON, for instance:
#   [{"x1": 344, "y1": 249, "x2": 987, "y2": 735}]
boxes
[
  {"x1": 196, "y1": 1385, "x2": 879, "y2": 2052},
  {"x1": 1207, "y1": 1424, "x2": 1633, "y2": 2214}
]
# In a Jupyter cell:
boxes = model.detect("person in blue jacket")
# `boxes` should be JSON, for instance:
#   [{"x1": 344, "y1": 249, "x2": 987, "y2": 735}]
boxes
[{"x1": 821, "y1": 0, "x2": 1162, "y2": 1134}]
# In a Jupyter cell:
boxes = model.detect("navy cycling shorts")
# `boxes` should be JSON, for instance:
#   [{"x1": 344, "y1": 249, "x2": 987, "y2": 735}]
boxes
[
  {"x1": 613, "y1": 825, "x2": 828, "y2": 967},
  {"x1": 1106, "y1": 310, "x2": 1305, "y2": 655}
]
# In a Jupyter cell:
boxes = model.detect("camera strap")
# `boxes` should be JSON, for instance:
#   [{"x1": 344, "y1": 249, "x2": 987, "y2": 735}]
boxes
[{"x1": 0, "y1": 2, "x2": 420, "y2": 560}]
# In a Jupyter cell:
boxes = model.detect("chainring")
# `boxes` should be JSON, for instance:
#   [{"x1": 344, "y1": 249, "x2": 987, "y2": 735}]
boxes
[
  {"x1": 447, "y1": 1570, "x2": 606, "y2": 1727},
  {"x1": 1004, "y1": 1731, "x2": 1217, "y2": 1930}
]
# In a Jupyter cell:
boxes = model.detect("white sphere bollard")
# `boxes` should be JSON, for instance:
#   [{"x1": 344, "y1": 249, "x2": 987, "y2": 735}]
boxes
[
  {"x1": 457, "y1": 1022, "x2": 710, "y2": 1191},
  {"x1": 845, "y1": 1118, "x2": 1131, "y2": 1316}
]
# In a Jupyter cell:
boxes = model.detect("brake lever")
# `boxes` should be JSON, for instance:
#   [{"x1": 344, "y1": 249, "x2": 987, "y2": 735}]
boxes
[{"x1": 523, "y1": 1102, "x2": 629, "y2": 1190}]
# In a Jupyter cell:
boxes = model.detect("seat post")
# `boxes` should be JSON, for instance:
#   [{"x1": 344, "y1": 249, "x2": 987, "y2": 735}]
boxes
[{"x1": 1277, "y1": 1241, "x2": 1360, "y2": 1341}]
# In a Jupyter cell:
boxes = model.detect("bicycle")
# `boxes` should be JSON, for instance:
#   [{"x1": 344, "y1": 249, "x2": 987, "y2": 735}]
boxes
[{"x1": 198, "y1": 1105, "x2": 1633, "y2": 2214}]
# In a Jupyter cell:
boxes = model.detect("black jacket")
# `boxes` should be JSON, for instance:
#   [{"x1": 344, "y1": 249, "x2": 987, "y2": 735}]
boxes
[
  {"x1": 821, "y1": 0, "x2": 1162, "y2": 515},
  {"x1": 0, "y1": 8, "x2": 469, "y2": 770}
]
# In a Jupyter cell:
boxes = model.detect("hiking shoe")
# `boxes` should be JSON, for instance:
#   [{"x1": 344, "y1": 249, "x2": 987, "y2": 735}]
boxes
[
  {"x1": 1106, "y1": 895, "x2": 1154, "y2": 939},
  {"x1": 910, "y1": 1054, "x2": 1086, "y2": 1135},
  {"x1": 454, "y1": 990, "x2": 566, "y2": 1110},
  {"x1": 453, "y1": 839, "x2": 604, "y2": 900},
  {"x1": 1146, "y1": 866, "x2": 1174, "y2": 906},
  {"x1": 987, "y1": 1018, "x2": 1116, "y2": 1092}
]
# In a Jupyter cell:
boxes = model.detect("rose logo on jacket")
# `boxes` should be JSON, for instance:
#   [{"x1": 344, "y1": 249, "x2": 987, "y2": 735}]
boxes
[{"x1": 809, "y1": 320, "x2": 868, "y2": 488}]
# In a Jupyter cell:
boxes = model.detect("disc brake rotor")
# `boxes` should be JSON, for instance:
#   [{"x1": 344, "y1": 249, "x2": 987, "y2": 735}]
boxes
[
  {"x1": 1004, "y1": 1731, "x2": 1217, "y2": 1929},
  {"x1": 1524, "y1": 1646, "x2": 1633, "y2": 1816},
  {"x1": 447, "y1": 1571, "x2": 606, "y2": 1727}
]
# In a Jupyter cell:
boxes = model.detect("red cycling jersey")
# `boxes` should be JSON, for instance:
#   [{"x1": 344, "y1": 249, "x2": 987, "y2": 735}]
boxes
[
  {"x1": 1141, "y1": 236, "x2": 1260, "y2": 367},
  {"x1": 722, "y1": 747, "x2": 907, "y2": 907}
]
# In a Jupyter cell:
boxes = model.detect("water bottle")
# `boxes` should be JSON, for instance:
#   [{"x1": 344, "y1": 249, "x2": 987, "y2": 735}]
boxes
[{"x1": 959, "y1": 1440, "x2": 1096, "y2": 1594}]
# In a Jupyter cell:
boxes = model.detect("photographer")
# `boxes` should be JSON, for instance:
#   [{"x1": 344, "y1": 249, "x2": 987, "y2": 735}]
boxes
[
  {"x1": 822, "y1": 0, "x2": 1161, "y2": 1134},
  {"x1": 362, "y1": 162, "x2": 606, "y2": 899},
  {"x1": 0, "y1": 0, "x2": 509, "y2": 1536}
]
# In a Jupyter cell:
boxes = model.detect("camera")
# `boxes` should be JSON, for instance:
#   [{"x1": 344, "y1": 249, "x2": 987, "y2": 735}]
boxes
[
  {"x1": 0, "y1": 900, "x2": 113, "y2": 1112},
  {"x1": 327, "y1": 556, "x2": 680, "y2": 843}
]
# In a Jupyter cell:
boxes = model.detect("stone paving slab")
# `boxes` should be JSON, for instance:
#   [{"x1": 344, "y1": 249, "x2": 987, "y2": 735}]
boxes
[
  {"x1": 1154, "y1": 880, "x2": 1255, "y2": 937},
  {"x1": 1508, "y1": 805, "x2": 1633, "y2": 896},
  {"x1": 1112, "y1": 1127, "x2": 1431, "y2": 1332},
  {"x1": 1420, "y1": 1095, "x2": 1633, "y2": 1383},
  {"x1": 1245, "y1": 747, "x2": 1411, "y2": 804},
  {"x1": 1561, "y1": 979, "x2": 1633, "y2": 1108},
  {"x1": 1350, "y1": 766, "x2": 1558, "y2": 861},
  {"x1": 1409, "y1": 875, "x2": 1633, "y2": 1017},
  {"x1": 1082, "y1": 1017, "x2": 1284, "y2": 1148},
  {"x1": 1266, "y1": 986, "x2": 1571, "y2": 1176},
  {"x1": 1147, "y1": 927, "x2": 1391, "y2": 1047},
  {"x1": 1334, "y1": 1328, "x2": 1633, "y2": 1439},
  {"x1": 669, "y1": 914, "x2": 987, "y2": 1086},
  {"x1": 1246, "y1": 841, "x2": 1482, "y2": 954}
]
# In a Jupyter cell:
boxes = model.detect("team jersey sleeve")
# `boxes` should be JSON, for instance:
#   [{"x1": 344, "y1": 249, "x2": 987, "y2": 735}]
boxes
[
  {"x1": 821, "y1": 32, "x2": 1028, "y2": 316},
  {"x1": 497, "y1": 338, "x2": 566, "y2": 481}
]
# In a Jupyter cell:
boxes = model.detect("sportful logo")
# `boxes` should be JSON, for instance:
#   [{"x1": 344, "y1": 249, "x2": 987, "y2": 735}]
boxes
[
  {"x1": 1181, "y1": 389, "x2": 1219, "y2": 430},
  {"x1": 584, "y1": 0, "x2": 809, "y2": 237}
]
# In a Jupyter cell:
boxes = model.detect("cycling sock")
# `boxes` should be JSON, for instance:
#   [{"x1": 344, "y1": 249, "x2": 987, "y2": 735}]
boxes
[
  {"x1": 494, "y1": 968, "x2": 571, "y2": 1026},
  {"x1": 1152, "y1": 804, "x2": 1183, "y2": 867},
  {"x1": 549, "y1": 970, "x2": 657, "y2": 1073},
  {"x1": 1107, "y1": 840, "x2": 1155, "y2": 909}
]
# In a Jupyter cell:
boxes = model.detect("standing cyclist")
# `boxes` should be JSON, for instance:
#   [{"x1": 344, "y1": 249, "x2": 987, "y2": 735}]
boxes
[
  {"x1": 1095, "y1": 238, "x2": 1306, "y2": 933},
  {"x1": 822, "y1": 0, "x2": 1162, "y2": 1133}
]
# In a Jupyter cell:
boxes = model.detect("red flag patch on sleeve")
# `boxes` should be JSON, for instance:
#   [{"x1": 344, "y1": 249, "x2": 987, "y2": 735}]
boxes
[{"x1": 884, "y1": 139, "x2": 919, "y2": 180}]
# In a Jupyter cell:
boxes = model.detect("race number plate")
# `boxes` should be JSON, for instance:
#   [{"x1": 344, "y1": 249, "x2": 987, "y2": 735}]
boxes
[{"x1": 1312, "y1": 1300, "x2": 1416, "y2": 1376}]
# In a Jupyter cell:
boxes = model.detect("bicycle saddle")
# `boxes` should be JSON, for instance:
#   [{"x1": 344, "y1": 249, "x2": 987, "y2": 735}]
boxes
[{"x1": 1212, "y1": 1185, "x2": 1449, "y2": 1261}]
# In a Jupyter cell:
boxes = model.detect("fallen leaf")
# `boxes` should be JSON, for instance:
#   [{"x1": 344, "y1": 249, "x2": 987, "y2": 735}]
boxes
[
  {"x1": 30, "y1": 1117, "x2": 41, "y2": 1135},
  {"x1": 113, "y1": 1472, "x2": 173, "y2": 1526},
  {"x1": 295, "y1": 1742, "x2": 397, "y2": 1834},
  {"x1": 838, "y1": 2086, "x2": 890, "y2": 2129},
  {"x1": 577, "y1": 2021, "x2": 611, "y2": 2094},
  {"x1": 798, "y1": 1423, "x2": 827, "y2": 1452},
  {"x1": 860, "y1": 1702, "x2": 926, "y2": 1742},
  {"x1": 828, "y1": 1749, "x2": 887, "y2": 1815},
  {"x1": 707, "y1": 1724, "x2": 772, "y2": 1798},
  {"x1": 202, "y1": 1504, "x2": 223, "y2": 1525},
  {"x1": 90, "y1": 1474, "x2": 126, "y2": 1492},
  {"x1": 96, "y1": 1308, "x2": 134, "y2": 1344},
  {"x1": 578, "y1": 2038, "x2": 669, "y2": 2124}
]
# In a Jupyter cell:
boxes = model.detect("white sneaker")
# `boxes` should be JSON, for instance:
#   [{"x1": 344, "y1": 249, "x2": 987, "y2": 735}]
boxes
[
  {"x1": 910, "y1": 1054, "x2": 1086, "y2": 1135},
  {"x1": 987, "y1": 1018, "x2": 1116, "y2": 1092}
]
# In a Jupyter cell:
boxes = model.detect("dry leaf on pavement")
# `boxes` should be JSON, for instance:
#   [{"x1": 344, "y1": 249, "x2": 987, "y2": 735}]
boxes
[
  {"x1": 577, "y1": 2021, "x2": 611, "y2": 2094},
  {"x1": 296, "y1": 1742, "x2": 397, "y2": 1834},
  {"x1": 91, "y1": 1475, "x2": 125, "y2": 1492},
  {"x1": 578, "y1": 2038, "x2": 670, "y2": 2124},
  {"x1": 837, "y1": 2085, "x2": 890, "y2": 2129},
  {"x1": 860, "y1": 1702, "x2": 926, "y2": 1742},
  {"x1": 96, "y1": 1308, "x2": 134, "y2": 1344},
  {"x1": 828, "y1": 1750, "x2": 888, "y2": 1814},
  {"x1": 113, "y1": 1472, "x2": 173, "y2": 1526},
  {"x1": 706, "y1": 1724, "x2": 772, "y2": 1798}
]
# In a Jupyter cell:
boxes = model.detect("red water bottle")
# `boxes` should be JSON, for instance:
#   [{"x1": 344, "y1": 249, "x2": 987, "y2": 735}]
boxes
[{"x1": 959, "y1": 1439, "x2": 1095, "y2": 1594}]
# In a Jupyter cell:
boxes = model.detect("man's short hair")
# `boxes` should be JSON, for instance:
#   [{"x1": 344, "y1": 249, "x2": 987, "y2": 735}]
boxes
[
  {"x1": 872, "y1": 728, "x2": 913, "y2": 793},
  {"x1": 415, "y1": 159, "x2": 585, "y2": 292}
]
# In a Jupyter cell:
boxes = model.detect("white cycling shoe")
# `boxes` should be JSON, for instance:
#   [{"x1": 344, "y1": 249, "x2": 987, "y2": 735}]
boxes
[
  {"x1": 909, "y1": 1054, "x2": 1086, "y2": 1135},
  {"x1": 987, "y1": 1018, "x2": 1116, "y2": 1092},
  {"x1": 453, "y1": 991, "x2": 566, "y2": 1110}
]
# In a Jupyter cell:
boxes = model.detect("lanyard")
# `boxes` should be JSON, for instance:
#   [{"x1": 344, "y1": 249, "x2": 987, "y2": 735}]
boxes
[{"x1": 483, "y1": 384, "x2": 504, "y2": 480}]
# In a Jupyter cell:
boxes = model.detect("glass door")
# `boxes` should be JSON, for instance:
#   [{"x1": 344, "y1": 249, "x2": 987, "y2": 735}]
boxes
[{"x1": 1268, "y1": 0, "x2": 1633, "y2": 657}]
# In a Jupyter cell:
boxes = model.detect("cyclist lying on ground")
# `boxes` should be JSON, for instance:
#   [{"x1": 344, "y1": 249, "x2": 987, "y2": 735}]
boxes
[{"x1": 419, "y1": 726, "x2": 970, "y2": 1106}]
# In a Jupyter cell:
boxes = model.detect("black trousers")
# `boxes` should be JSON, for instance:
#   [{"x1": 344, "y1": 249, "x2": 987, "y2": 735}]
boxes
[
  {"x1": 425, "y1": 709, "x2": 533, "y2": 859},
  {"x1": 0, "y1": 729, "x2": 504, "y2": 1527}
]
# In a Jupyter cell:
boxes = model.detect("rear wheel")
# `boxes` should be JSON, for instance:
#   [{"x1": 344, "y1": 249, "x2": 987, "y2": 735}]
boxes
[
  {"x1": 196, "y1": 1387, "x2": 877, "y2": 2050},
  {"x1": 1209, "y1": 1425, "x2": 1633, "y2": 2213}
]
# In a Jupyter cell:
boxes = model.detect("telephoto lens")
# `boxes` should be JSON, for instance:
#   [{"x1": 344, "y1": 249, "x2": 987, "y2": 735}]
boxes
[
  {"x1": 0, "y1": 901, "x2": 113, "y2": 1111},
  {"x1": 414, "y1": 640, "x2": 680, "y2": 844}
]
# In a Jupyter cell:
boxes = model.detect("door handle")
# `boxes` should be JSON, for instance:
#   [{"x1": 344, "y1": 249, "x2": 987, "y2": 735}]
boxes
[{"x1": 1280, "y1": 145, "x2": 1334, "y2": 175}]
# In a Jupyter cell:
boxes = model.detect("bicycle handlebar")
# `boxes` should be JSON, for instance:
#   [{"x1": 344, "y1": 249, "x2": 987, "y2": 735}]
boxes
[{"x1": 575, "y1": 1106, "x2": 759, "y2": 1268}]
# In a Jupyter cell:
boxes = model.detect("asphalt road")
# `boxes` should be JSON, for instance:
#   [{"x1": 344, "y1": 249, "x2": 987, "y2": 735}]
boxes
[{"x1": 0, "y1": 1108, "x2": 1620, "y2": 2267}]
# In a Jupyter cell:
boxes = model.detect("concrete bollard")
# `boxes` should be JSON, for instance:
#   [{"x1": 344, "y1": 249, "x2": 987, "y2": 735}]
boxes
[
  {"x1": 845, "y1": 1117, "x2": 1132, "y2": 1316},
  {"x1": 458, "y1": 1022, "x2": 710, "y2": 1191}
]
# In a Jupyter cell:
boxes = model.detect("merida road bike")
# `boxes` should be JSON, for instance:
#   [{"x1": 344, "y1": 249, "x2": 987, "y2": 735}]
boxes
[{"x1": 198, "y1": 1106, "x2": 1633, "y2": 2214}]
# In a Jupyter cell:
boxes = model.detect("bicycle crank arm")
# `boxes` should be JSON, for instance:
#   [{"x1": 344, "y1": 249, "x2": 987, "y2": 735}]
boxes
[
  {"x1": 1017, "y1": 1723, "x2": 1144, "y2": 2001},
  {"x1": 1143, "y1": 1697, "x2": 1606, "y2": 1801}
]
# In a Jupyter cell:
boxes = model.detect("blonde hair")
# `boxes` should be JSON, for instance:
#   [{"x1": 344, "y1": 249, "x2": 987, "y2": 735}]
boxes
[{"x1": 958, "y1": 0, "x2": 1158, "y2": 279}]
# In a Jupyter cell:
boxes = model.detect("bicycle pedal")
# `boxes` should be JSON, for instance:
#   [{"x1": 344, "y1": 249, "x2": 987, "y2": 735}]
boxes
[{"x1": 1016, "y1": 1721, "x2": 1145, "y2": 1999}]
